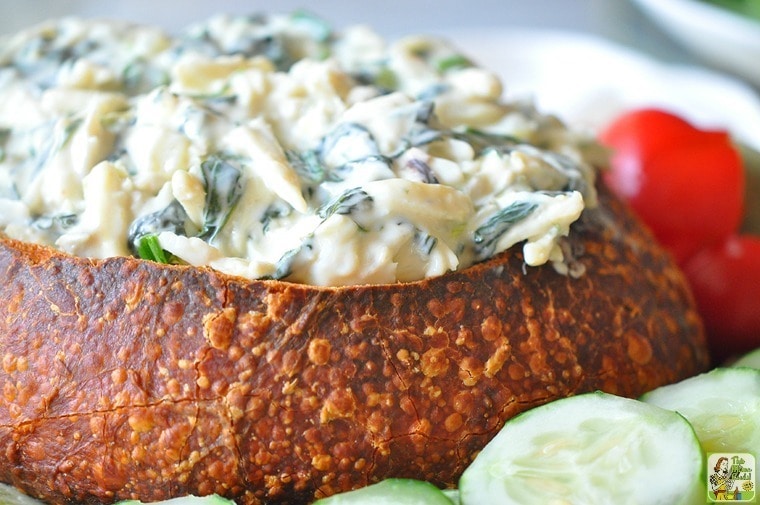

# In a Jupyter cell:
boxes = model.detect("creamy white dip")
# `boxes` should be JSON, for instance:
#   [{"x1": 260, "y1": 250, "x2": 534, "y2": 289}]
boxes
[{"x1": 0, "y1": 13, "x2": 602, "y2": 286}]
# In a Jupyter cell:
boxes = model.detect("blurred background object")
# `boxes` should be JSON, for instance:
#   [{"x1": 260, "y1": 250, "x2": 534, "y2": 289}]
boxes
[
  {"x1": 632, "y1": 0, "x2": 760, "y2": 87},
  {"x1": 0, "y1": 0, "x2": 704, "y2": 63}
]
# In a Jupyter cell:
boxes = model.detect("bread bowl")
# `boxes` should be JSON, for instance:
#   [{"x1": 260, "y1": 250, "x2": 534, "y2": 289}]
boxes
[{"x1": 0, "y1": 12, "x2": 708, "y2": 505}]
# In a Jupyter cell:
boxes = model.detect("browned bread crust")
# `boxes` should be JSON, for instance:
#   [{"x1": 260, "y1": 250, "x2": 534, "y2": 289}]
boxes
[{"x1": 0, "y1": 185, "x2": 708, "y2": 504}]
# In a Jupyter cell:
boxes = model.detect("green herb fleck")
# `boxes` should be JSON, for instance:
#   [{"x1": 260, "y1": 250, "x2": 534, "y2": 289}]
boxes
[
  {"x1": 700, "y1": 0, "x2": 760, "y2": 21},
  {"x1": 186, "y1": 83, "x2": 236, "y2": 103},
  {"x1": 374, "y1": 67, "x2": 398, "y2": 91},
  {"x1": 0, "y1": 128, "x2": 10, "y2": 163},
  {"x1": 137, "y1": 234, "x2": 169, "y2": 264},
  {"x1": 436, "y1": 54, "x2": 472, "y2": 73},
  {"x1": 127, "y1": 201, "x2": 188, "y2": 254},
  {"x1": 63, "y1": 118, "x2": 83, "y2": 145}
]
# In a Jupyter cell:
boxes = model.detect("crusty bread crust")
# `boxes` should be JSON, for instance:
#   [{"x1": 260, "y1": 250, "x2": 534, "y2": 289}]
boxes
[{"x1": 0, "y1": 185, "x2": 707, "y2": 504}]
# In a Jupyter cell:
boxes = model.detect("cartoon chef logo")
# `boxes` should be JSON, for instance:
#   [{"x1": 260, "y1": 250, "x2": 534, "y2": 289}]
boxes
[{"x1": 708, "y1": 453, "x2": 756, "y2": 502}]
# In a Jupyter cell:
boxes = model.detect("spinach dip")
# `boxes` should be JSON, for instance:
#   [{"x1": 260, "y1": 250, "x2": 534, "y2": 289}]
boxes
[{"x1": 0, "y1": 13, "x2": 602, "y2": 286}]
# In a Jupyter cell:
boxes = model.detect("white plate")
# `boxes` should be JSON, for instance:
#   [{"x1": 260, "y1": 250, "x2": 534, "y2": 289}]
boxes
[
  {"x1": 631, "y1": 0, "x2": 760, "y2": 87},
  {"x1": 447, "y1": 28, "x2": 760, "y2": 152}
]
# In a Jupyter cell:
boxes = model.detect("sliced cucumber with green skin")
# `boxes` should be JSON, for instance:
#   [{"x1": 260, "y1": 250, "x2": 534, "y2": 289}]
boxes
[
  {"x1": 732, "y1": 347, "x2": 760, "y2": 369},
  {"x1": 441, "y1": 488, "x2": 460, "y2": 504},
  {"x1": 312, "y1": 478, "x2": 454, "y2": 504},
  {"x1": 458, "y1": 391, "x2": 704, "y2": 505},
  {"x1": 641, "y1": 367, "x2": 760, "y2": 454},
  {"x1": 0, "y1": 484, "x2": 47, "y2": 505},
  {"x1": 116, "y1": 495, "x2": 235, "y2": 505},
  {"x1": 0, "y1": 486, "x2": 236, "y2": 505}
]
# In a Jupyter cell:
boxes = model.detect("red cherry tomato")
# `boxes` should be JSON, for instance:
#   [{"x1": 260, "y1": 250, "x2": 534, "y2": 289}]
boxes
[
  {"x1": 599, "y1": 108, "x2": 745, "y2": 263},
  {"x1": 600, "y1": 108, "x2": 714, "y2": 168},
  {"x1": 682, "y1": 235, "x2": 760, "y2": 362}
]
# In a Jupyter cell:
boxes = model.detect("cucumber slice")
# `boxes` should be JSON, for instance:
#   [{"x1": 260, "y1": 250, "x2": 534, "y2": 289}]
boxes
[
  {"x1": 0, "y1": 485, "x2": 234, "y2": 505},
  {"x1": 641, "y1": 367, "x2": 760, "y2": 454},
  {"x1": 312, "y1": 478, "x2": 454, "y2": 504},
  {"x1": 441, "y1": 488, "x2": 460, "y2": 504},
  {"x1": 732, "y1": 347, "x2": 760, "y2": 369},
  {"x1": 116, "y1": 495, "x2": 235, "y2": 505},
  {"x1": 458, "y1": 391, "x2": 704, "y2": 505},
  {"x1": 0, "y1": 484, "x2": 46, "y2": 505}
]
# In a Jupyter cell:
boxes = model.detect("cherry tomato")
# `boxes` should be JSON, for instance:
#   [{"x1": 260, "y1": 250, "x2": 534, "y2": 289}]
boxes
[
  {"x1": 682, "y1": 235, "x2": 760, "y2": 362},
  {"x1": 599, "y1": 108, "x2": 745, "y2": 263},
  {"x1": 599, "y1": 108, "x2": 717, "y2": 168}
]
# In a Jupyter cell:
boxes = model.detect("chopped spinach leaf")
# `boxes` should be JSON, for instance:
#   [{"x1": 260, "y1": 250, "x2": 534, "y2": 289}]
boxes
[
  {"x1": 333, "y1": 154, "x2": 393, "y2": 180},
  {"x1": 386, "y1": 101, "x2": 443, "y2": 158},
  {"x1": 406, "y1": 158, "x2": 439, "y2": 184},
  {"x1": 374, "y1": 66, "x2": 398, "y2": 91},
  {"x1": 198, "y1": 94, "x2": 239, "y2": 115},
  {"x1": 0, "y1": 127, "x2": 10, "y2": 163},
  {"x1": 414, "y1": 100, "x2": 436, "y2": 124},
  {"x1": 175, "y1": 27, "x2": 222, "y2": 58},
  {"x1": 395, "y1": 125, "x2": 443, "y2": 156},
  {"x1": 198, "y1": 154, "x2": 245, "y2": 241},
  {"x1": 260, "y1": 203, "x2": 291, "y2": 233},
  {"x1": 63, "y1": 117, "x2": 83, "y2": 143},
  {"x1": 32, "y1": 213, "x2": 79, "y2": 237},
  {"x1": 100, "y1": 109, "x2": 136, "y2": 134},
  {"x1": 350, "y1": 64, "x2": 398, "y2": 92},
  {"x1": 121, "y1": 58, "x2": 146, "y2": 92},
  {"x1": 106, "y1": 147, "x2": 140, "y2": 177},
  {"x1": 415, "y1": 230, "x2": 437, "y2": 256},
  {"x1": 416, "y1": 83, "x2": 450, "y2": 101},
  {"x1": 410, "y1": 45, "x2": 432, "y2": 61},
  {"x1": 319, "y1": 122, "x2": 381, "y2": 164},
  {"x1": 265, "y1": 239, "x2": 313, "y2": 280},
  {"x1": 473, "y1": 200, "x2": 539, "y2": 259},
  {"x1": 184, "y1": 83, "x2": 236, "y2": 104},
  {"x1": 180, "y1": 16, "x2": 294, "y2": 70},
  {"x1": 270, "y1": 246, "x2": 301, "y2": 279},
  {"x1": 700, "y1": 0, "x2": 760, "y2": 21},
  {"x1": 246, "y1": 34, "x2": 290, "y2": 70},
  {"x1": 127, "y1": 200, "x2": 189, "y2": 255},
  {"x1": 514, "y1": 145, "x2": 589, "y2": 193},
  {"x1": 106, "y1": 147, "x2": 127, "y2": 163},
  {"x1": 454, "y1": 127, "x2": 520, "y2": 155},
  {"x1": 32, "y1": 117, "x2": 83, "y2": 175},
  {"x1": 317, "y1": 187, "x2": 373, "y2": 220},
  {"x1": 121, "y1": 58, "x2": 170, "y2": 94},
  {"x1": 286, "y1": 149, "x2": 337, "y2": 185}
]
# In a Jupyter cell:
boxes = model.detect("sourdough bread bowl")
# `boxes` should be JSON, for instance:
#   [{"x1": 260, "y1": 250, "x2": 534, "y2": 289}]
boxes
[{"x1": 0, "y1": 12, "x2": 708, "y2": 505}]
